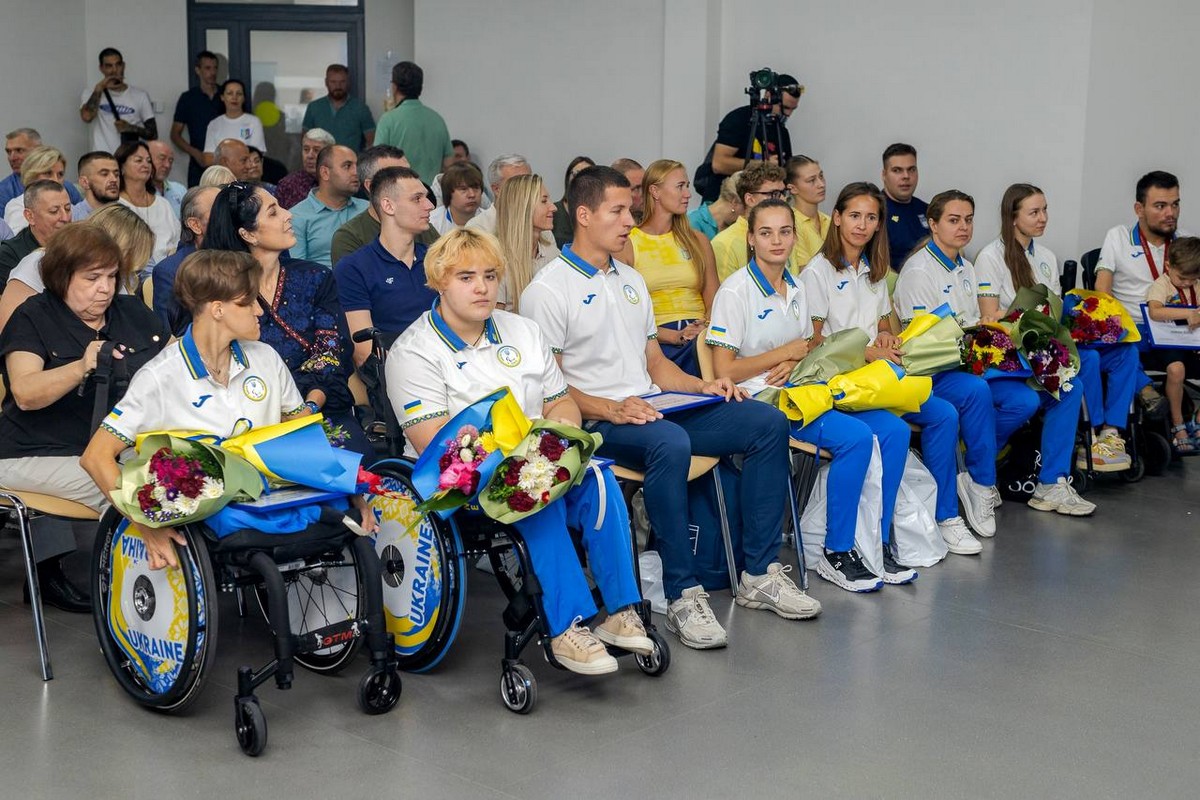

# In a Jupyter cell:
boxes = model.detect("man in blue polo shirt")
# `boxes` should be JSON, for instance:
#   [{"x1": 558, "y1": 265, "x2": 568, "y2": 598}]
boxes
[
  {"x1": 290, "y1": 144, "x2": 368, "y2": 266},
  {"x1": 302, "y1": 64, "x2": 375, "y2": 151},
  {"x1": 2, "y1": 128, "x2": 84, "y2": 209},
  {"x1": 882, "y1": 142, "x2": 929, "y2": 270}
]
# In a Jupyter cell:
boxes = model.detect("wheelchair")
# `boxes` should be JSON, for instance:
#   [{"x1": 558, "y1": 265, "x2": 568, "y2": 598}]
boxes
[
  {"x1": 90, "y1": 505, "x2": 401, "y2": 756},
  {"x1": 351, "y1": 328, "x2": 670, "y2": 714}
]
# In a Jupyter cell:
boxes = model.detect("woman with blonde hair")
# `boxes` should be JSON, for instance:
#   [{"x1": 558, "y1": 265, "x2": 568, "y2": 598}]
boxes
[
  {"x1": 199, "y1": 164, "x2": 236, "y2": 187},
  {"x1": 494, "y1": 173, "x2": 559, "y2": 312},
  {"x1": 4, "y1": 146, "x2": 68, "y2": 232},
  {"x1": 623, "y1": 159, "x2": 718, "y2": 376},
  {"x1": 0, "y1": 205, "x2": 153, "y2": 332}
]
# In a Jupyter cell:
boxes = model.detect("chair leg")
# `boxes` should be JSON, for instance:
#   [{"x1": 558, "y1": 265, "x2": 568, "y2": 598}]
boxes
[
  {"x1": 11, "y1": 501, "x2": 53, "y2": 681},
  {"x1": 711, "y1": 467, "x2": 737, "y2": 597},
  {"x1": 786, "y1": 475, "x2": 808, "y2": 591}
]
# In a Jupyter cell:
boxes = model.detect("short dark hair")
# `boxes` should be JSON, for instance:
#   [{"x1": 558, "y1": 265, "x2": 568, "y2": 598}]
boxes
[
  {"x1": 77, "y1": 150, "x2": 116, "y2": 174},
  {"x1": 1167, "y1": 236, "x2": 1200, "y2": 278},
  {"x1": 113, "y1": 140, "x2": 156, "y2": 195},
  {"x1": 567, "y1": 165, "x2": 629, "y2": 223},
  {"x1": 326, "y1": 63, "x2": 349, "y2": 76},
  {"x1": 451, "y1": 139, "x2": 469, "y2": 154},
  {"x1": 358, "y1": 145, "x2": 405, "y2": 185},
  {"x1": 440, "y1": 162, "x2": 483, "y2": 207},
  {"x1": 926, "y1": 189, "x2": 975, "y2": 223},
  {"x1": 41, "y1": 223, "x2": 123, "y2": 301},
  {"x1": 370, "y1": 165, "x2": 423, "y2": 215},
  {"x1": 775, "y1": 73, "x2": 802, "y2": 96},
  {"x1": 246, "y1": 145, "x2": 264, "y2": 158},
  {"x1": 220, "y1": 78, "x2": 246, "y2": 96},
  {"x1": 202, "y1": 182, "x2": 264, "y2": 253},
  {"x1": 882, "y1": 143, "x2": 917, "y2": 165},
  {"x1": 1136, "y1": 170, "x2": 1179, "y2": 205},
  {"x1": 316, "y1": 144, "x2": 346, "y2": 175},
  {"x1": 175, "y1": 250, "x2": 262, "y2": 313},
  {"x1": 195, "y1": 50, "x2": 218, "y2": 66},
  {"x1": 98, "y1": 47, "x2": 123, "y2": 64},
  {"x1": 391, "y1": 61, "x2": 424, "y2": 98}
]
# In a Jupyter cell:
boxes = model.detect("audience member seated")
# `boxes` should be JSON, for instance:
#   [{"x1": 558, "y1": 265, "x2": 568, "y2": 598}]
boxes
[
  {"x1": 199, "y1": 164, "x2": 236, "y2": 188},
  {"x1": 552, "y1": 156, "x2": 594, "y2": 248},
  {"x1": 493, "y1": 173, "x2": 559, "y2": 311},
  {"x1": 1144, "y1": 236, "x2": 1200, "y2": 453},
  {"x1": 170, "y1": 50, "x2": 223, "y2": 186},
  {"x1": 302, "y1": 63, "x2": 376, "y2": 151},
  {"x1": 244, "y1": 146, "x2": 277, "y2": 194},
  {"x1": 201, "y1": 181, "x2": 372, "y2": 457},
  {"x1": 0, "y1": 223, "x2": 167, "y2": 608},
  {"x1": 881, "y1": 143, "x2": 928, "y2": 270},
  {"x1": 0, "y1": 204, "x2": 151, "y2": 333},
  {"x1": 3, "y1": 128, "x2": 82, "y2": 209},
  {"x1": 389, "y1": 228, "x2": 652, "y2": 674},
  {"x1": 211, "y1": 138, "x2": 251, "y2": 182},
  {"x1": 148, "y1": 140, "x2": 186, "y2": 217},
  {"x1": 331, "y1": 145, "x2": 436, "y2": 265},
  {"x1": 465, "y1": 154, "x2": 533, "y2": 236},
  {"x1": 688, "y1": 172, "x2": 743, "y2": 241},
  {"x1": 976, "y1": 184, "x2": 1138, "y2": 472},
  {"x1": 276, "y1": 128, "x2": 334, "y2": 209},
  {"x1": 798, "y1": 184, "x2": 977, "y2": 564},
  {"x1": 431, "y1": 162, "x2": 485, "y2": 234},
  {"x1": 114, "y1": 140, "x2": 180, "y2": 267},
  {"x1": 203, "y1": 79, "x2": 266, "y2": 166},
  {"x1": 429, "y1": 138, "x2": 492, "y2": 212},
  {"x1": 290, "y1": 145, "x2": 367, "y2": 266},
  {"x1": 373, "y1": 61, "x2": 454, "y2": 187},
  {"x1": 152, "y1": 186, "x2": 218, "y2": 333},
  {"x1": 611, "y1": 158, "x2": 645, "y2": 224},
  {"x1": 521, "y1": 166, "x2": 818, "y2": 651},
  {"x1": 895, "y1": 190, "x2": 1094, "y2": 517},
  {"x1": 4, "y1": 146, "x2": 69, "y2": 232},
  {"x1": 624, "y1": 159, "x2": 718, "y2": 376},
  {"x1": 712, "y1": 162, "x2": 787, "y2": 281},
  {"x1": 71, "y1": 151, "x2": 121, "y2": 220},
  {"x1": 785, "y1": 155, "x2": 829, "y2": 270},
  {"x1": 0, "y1": 181, "x2": 72, "y2": 281}
]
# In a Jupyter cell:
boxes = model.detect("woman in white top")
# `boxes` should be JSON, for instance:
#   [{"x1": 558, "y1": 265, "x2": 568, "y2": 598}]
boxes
[
  {"x1": 430, "y1": 162, "x2": 485, "y2": 235},
  {"x1": 799, "y1": 182, "x2": 978, "y2": 556},
  {"x1": 114, "y1": 140, "x2": 180, "y2": 268},
  {"x1": 203, "y1": 79, "x2": 267, "y2": 164},
  {"x1": 895, "y1": 190, "x2": 1094, "y2": 517},
  {"x1": 975, "y1": 183, "x2": 1138, "y2": 472},
  {"x1": 706, "y1": 199, "x2": 911, "y2": 593},
  {"x1": 3, "y1": 146, "x2": 67, "y2": 233},
  {"x1": 494, "y1": 173, "x2": 559, "y2": 312}
]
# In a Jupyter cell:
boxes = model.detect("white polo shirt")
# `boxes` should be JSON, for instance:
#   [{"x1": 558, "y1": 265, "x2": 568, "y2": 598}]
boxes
[
  {"x1": 103, "y1": 327, "x2": 304, "y2": 445},
  {"x1": 387, "y1": 305, "x2": 567, "y2": 449},
  {"x1": 894, "y1": 242, "x2": 981, "y2": 327},
  {"x1": 520, "y1": 246, "x2": 658, "y2": 402},
  {"x1": 1096, "y1": 223, "x2": 1188, "y2": 318},
  {"x1": 706, "y1": 260, "x2": 811, "y2": 396},
  {"x1": 798, "y1": 253, "x2": 890, "y2": 339},
  {"x1": 973, "y1": 238, "x2": 1061, "y2": 313}
]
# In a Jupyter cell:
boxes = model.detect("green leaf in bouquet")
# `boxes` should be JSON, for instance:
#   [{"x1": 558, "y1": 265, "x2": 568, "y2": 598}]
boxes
[{"x1": 1009, "y1": 284, "x2": 1064, "y2": 322}]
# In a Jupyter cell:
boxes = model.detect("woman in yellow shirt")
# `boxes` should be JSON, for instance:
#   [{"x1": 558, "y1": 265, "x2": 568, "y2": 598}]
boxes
[
  {"x1": 786, "y1": 155, "x2": 830, "y2": 272},
  {"x1": 623, "y1": 159, "x2": 719, "y2": 376}
]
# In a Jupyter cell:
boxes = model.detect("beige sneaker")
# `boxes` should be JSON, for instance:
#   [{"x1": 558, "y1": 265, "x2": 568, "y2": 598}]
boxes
[
  {"x1": 595, "y1": 607, "x2": 654, "y2": 656},
  {"x1": 551, "y1": 618, "x2": 618, "y2": 675},
  {"x1": 736, "y1": 563, "x2": 822, "y2": 619}
]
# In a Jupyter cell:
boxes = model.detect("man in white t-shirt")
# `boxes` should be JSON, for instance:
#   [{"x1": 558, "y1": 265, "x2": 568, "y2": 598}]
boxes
[
  {"x1": 79, "y1": 48, "x2": 156, "y2": 153},
  {"x1": 1095, "y1": 170, "x2": 1182, "y2": 320}
]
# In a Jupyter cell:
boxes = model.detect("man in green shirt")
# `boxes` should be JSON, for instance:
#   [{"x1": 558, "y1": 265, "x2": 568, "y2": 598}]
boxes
[
  {"x1": 331, "y1": 144, "x2": 438, "y2": 266},
  {"x1": 372, "y1": 61, "x2": 453, "y2": 186},
  {"x1": 302, "y1": 64, "x2": 375, "y2": 151}
]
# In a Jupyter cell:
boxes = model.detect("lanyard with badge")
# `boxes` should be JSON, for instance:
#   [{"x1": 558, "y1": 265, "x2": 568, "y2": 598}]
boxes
[{"x1": 1140, "y1": 225, "x2": 1169, "y2": 280}]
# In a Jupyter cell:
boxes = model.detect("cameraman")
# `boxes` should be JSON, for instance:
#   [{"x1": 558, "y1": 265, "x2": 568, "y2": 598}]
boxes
[{"x1": 694, "y1": 72, "x2": 801, "y2": 203}]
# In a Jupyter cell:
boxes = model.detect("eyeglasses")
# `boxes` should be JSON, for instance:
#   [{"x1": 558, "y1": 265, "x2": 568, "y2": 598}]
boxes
[{"x1": 749, "y1": 190, "x2": 788, "y2": 200}]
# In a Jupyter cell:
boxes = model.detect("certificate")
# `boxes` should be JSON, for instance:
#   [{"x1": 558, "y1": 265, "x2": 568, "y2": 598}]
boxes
[
  {"x1": 639, "y1": 392, "x2": 726, "y2": 414},
  {"x1": 229, "y1": 485, "x2": 348, "y2": 512},
  {"x1": 1140, "y1": 304, "x2": 1200, "y2": 350}
]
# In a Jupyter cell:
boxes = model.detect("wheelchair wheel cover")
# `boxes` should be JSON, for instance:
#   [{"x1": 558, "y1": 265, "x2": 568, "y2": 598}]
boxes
[
  {"x1": 92, "y1": 512, "x2": 217, "y2": 712},
  {"x1": 366, "y1": 459, "x2": 466, "y2": 672}
]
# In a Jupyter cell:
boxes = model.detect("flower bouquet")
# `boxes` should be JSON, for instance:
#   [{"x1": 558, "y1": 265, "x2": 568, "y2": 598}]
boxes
[
  {"x1": 897, "y1": 303, "x2": 966, "y2": 376},
  {"x1": 1003, "y1": 284, "x2": 1062, "y2": 323},
  {"x1": 411, "y1": 423, "x2": 502, "y2": 516},
  {"x1": 1014, "y1": 309, "x2": 1080, "y2": 398},
  {"x1": 760, "y1": 329, "x2": 869, "y2": 424},
  {"x1": 1063, "y1": 289, "x2": 1142, "y2": 346},
  {"x1": 961, "y1": 323, "x2": 1031, "y2": 380},
  {"x1": 478, "y1": 421, "x2": 601, "y2": 524}
]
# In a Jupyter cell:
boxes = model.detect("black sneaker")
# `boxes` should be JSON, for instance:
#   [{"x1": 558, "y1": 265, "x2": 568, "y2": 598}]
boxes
[
  {"x1": 881, "y1": 545, "x2": 918, "y2": 586},
  {"x1": 816, "y1": 548, "x2": 882, "y2": 593}
]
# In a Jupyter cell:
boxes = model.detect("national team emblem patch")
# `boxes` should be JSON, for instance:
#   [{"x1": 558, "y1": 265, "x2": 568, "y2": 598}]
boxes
[
  {"x1": 622, "y1": 284, "x2": 640, "y2": 304},
  {"x1": 918, "y1": 214, "x2": 929, "y2": 229},
  {"x1": 496, "y1": 345, "x2": 522, "y2": 368},
  {"x1": 242, "y1": 376, "x2": 268, "y2": 402}
]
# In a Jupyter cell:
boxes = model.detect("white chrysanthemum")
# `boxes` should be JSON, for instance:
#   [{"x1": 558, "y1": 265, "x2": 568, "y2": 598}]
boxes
[
  {"x1": 517, "y1": 454, "x2": 556, "y2": 494},
  {"x1": 200, "y1": 477, "x2": 224, "y2": 499},
  {"x1": 152, "y1": 484, "x2": 168, "y2": 502},
  {"x1": 459, "y1": 447, "x2": 475, "y2": 463},
  {"x1": 175, "y1": 495, "x2": 201, "y2": 515}
]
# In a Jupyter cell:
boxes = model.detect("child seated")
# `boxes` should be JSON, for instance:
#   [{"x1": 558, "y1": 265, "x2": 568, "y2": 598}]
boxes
[{"x1": 1144, "y1": 236, "x2": 1200, "y2": 453}]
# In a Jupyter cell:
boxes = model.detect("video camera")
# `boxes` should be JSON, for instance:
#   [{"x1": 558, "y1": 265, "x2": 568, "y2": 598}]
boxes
[{"x1": 744, "y1": 67, "x2": 804, "y2": 111}]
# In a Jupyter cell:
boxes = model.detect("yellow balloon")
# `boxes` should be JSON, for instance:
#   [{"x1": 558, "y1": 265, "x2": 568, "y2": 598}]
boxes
[{"x1": 254, "y1": 101, "x2": 281, "y2": 128}]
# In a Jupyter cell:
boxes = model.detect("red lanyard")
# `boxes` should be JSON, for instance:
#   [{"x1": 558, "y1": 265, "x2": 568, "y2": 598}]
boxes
[
  {"x1": 1168, "y1": 270, "x2": 1197, "y2": 306},
  {"x1": 1140, "y1": 225, "x2": 1169, "y2": 280}
]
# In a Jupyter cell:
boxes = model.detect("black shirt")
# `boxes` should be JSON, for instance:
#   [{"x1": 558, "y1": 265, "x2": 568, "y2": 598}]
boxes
[
  {"x1": 694, "y1": 104, "x2": 794, "y2": 202},
  {"x1": 0, "y1": 227, "x2": 41, "y2": 282},
  {"x1": 172, "y1": 85, "x2": 224, "y2": 186},
  {"x1": 0, "y1": 293, "x2": 168, "y2": 458}
]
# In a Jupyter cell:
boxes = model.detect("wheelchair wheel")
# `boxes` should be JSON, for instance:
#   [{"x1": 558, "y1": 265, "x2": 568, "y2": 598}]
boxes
[
  {"x1": 234, "y1": 696, "x2": 267, "y2": 757},
  {"x1": 92, "y1": 511, "x2": 218, "y2": 713},
  {"x1": 1144, "y1": 431, "x2": 1172, "y2": 476},
  {"x1": 500, "y1": 663, "x2": 537, "y2": 714},
  {"x1": 635, "y1": 630, "x2": 671, "y2": 677},
  {"x1": 364, "y1": 458, "x2": 467, "y2": 672},
  {"x1": 357, "y1": 666, "x2": 402, "y2": 715},
  {"x1": 253, "y1": 545, "x2": 363, "y2": 674}
]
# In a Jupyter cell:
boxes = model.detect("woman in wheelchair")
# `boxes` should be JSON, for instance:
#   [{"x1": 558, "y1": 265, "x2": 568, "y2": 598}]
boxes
[
  {"x1": 80, "y1": 249, "x2": 377, "y2": 570},
  {"x1": 798, "y1": 183, "x2": 982, "y2": 558},
  {"x1": 0, "y1": 223, "x2": 166, "y2": 611},
  {"x1": 387, "y1": 228, "x2": 653, "y2": 676}
]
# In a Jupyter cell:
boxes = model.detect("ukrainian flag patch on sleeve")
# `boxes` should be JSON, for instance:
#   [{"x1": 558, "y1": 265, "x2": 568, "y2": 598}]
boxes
[
  {"x1": 709, "y1": 326, "x2": 727, "y2": 338},
  {"x1": 403, "y1": 399, "x2": 422, "y2": 416}
]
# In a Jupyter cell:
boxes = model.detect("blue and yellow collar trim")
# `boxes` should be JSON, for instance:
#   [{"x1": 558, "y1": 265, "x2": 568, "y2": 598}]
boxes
[
  {"x1": 429, "y1": 299, "x2": 501, "y2": 353},
  {"x1": 925, "y1": 241, "x2": 963, "y2": 272},
  {"x1": 178, "y1": 324, "x2": 248, "y2": 380},
  {"x1": 1131, "y1": 224, "x2": 1176, "y2": 248},
  {"x1": 747, "y1": 258, "x2": 796, "y2": 297},
  {"x1": 561, "y1": 244, "x2": 612, "y2": 278}
]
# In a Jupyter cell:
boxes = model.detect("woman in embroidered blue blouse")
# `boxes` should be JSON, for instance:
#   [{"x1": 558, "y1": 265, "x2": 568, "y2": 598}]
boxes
[{"x1": 202, "y1": 182, "x2": 373, "y2": 457}]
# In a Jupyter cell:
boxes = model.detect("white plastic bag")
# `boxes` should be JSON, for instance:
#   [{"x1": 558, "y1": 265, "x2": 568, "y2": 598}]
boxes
[
  {"x1": 891, "y1": 450, "x2": 947, "y2": 568},
  {"x1": 800, "y1": 438, "x2": 884, "y2": 576},
  {"x1": 638, "y1": 551, "x2": 667, "y2": 615}
]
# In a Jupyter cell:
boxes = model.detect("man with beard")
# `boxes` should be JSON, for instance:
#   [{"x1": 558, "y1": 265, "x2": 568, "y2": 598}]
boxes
[
  {"x1": 71, "y1": 152, "x2": 121, "y2": 220},
  {"x1": 302, "y1": 64, "x2": 375, "y2": 151},
  {"x1": 291, "y1": 145, "x2": 367, "y2": 266},
  {"x1": 1096, "y1": 171, "x2": 1185, "y2": 320}
]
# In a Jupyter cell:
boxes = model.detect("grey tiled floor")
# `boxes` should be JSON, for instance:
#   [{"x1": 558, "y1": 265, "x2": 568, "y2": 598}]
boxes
[{"x1": 3, "y1": 466, "x2": 1199, "y2": 799}]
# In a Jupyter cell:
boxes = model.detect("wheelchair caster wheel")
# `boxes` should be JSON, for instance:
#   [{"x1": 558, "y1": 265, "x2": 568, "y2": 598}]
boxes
[
  {"x1": 357, "y1": 668, "x2": 402, "y2": 715},
  {"x1": 635, "y1": 630, "x2": 671, "y2": 677},
  {"x1": 234, "y1": 696, "x2": 268, "y2": 757},
  {"x1": 1120, "y1": 457, "x2": 1146, "y2": 482},
  {"x1": 500, "y1": 664, "x2": 536, "y2": 714}
]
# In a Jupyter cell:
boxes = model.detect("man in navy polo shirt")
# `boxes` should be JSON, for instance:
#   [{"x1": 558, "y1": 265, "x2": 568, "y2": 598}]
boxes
[
  {"x1": 170, "y1": 51, "x2": 223, "y2": 187},
  {"x1": 882, "y1": 142, "x2": 929, "y2": 270}
]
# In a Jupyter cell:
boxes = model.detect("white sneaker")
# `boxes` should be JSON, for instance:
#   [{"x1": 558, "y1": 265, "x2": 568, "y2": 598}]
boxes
[
  {"x1": 666, "y1": 586, "x2": 728, "y2": 650},
  {"x1": 736, "y1": 563, "x2": 822, "y2": 619},
  {"x1": 1028, "y1": 477, "x2": 1096, "y2": 516},
  {"x1": 956, "y1": 472, "x2": 997, "y2": 537},
  {"x1": 939, "y1": 516, "x2": 983, "y2": 555}
]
